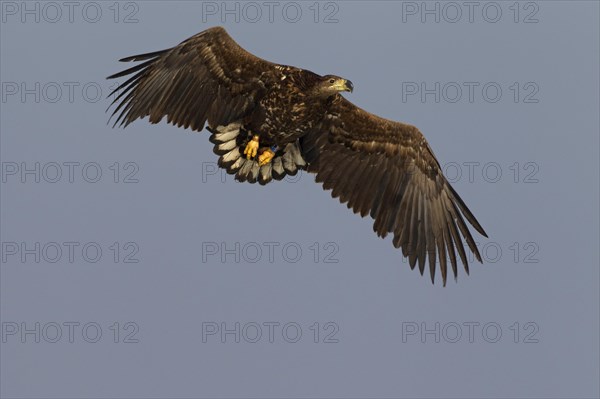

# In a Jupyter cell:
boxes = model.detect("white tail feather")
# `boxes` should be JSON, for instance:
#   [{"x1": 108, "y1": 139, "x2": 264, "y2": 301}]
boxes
[{"x1": 209, "y1": 122, "x2": 308, "y2": 185}]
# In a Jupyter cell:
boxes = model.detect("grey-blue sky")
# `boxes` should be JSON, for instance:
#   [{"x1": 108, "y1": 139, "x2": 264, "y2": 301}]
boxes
[{"x1": 1, "y1": 1, "x2": 598, "y2": 398}]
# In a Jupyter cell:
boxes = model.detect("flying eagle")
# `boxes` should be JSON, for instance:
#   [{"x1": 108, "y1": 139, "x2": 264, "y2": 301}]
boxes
[{"x1": 107, "y1": 26, "x2": 488, "y2": 285}]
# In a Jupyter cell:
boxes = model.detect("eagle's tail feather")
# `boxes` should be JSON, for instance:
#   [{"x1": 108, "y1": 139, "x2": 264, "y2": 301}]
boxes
[{"x1": 208, "y1": 123, "x2": 307, "y2": 185}]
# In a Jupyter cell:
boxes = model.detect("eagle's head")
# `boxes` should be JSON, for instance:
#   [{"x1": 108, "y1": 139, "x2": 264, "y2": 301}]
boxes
[{"x1": 316, "y1": 75, "x2": 354, "y2": 97}]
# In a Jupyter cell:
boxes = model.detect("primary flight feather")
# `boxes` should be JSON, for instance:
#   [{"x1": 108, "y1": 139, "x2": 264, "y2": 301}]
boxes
[{"x1": 107, "y1": 26, "x2": 488, "y2": 285}]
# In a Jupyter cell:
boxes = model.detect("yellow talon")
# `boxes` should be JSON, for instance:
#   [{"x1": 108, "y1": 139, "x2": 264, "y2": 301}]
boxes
[
  {"x1": 244, "y1": 135, "x2": 260, "y2": 159},
  {"x1": 258, "y1": 149, "x2": 275, "y2": 166}
]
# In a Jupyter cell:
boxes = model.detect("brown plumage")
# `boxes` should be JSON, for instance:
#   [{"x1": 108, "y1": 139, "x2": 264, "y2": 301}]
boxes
[{"x1": 107, "y1": 26, "x2": 488, "y2": 285}]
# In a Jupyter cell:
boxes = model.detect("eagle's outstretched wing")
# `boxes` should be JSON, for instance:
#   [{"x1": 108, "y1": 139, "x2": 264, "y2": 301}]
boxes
[
  {"x1": 107, "y1": 26, "x2": 277, "y2": 131},
  {"x1": 107, "y1": 27, "x2": 309, "y2": 184},
  {"x1": 302, "y1": 97, "x2": 488, "y2": 285}
]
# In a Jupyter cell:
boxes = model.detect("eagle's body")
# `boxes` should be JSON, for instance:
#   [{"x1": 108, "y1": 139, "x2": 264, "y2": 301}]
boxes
[
  {"x1": 108, "y1": 26, "x2": 488, "y2": 285},
  {"x1": 248, "y1": 67, "x2": 331, "y2": 146}
]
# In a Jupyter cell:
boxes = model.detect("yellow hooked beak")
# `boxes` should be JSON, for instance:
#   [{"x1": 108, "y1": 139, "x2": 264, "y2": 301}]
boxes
[{"x1": 332, "y1": 79, "x2": 354, "y2": 93}]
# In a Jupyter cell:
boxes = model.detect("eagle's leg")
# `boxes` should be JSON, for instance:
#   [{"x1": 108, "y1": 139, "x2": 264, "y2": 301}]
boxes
[
  {"x1": 243, "y1": 135, "x2": 260, "y2": 159},
  {"x1": 258, "y1": 145, "x2": 278, "y2": 166}
]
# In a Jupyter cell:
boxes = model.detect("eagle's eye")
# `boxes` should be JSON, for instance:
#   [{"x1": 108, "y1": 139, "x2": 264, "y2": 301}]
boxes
[{"x1": 328, "y1": 79, "x2": 335, "y2": 84}]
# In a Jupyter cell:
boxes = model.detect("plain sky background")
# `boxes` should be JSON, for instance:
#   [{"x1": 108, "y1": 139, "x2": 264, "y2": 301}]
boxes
[{"x1": 1, "y1": 1, "x2": 599, "y2": 398}]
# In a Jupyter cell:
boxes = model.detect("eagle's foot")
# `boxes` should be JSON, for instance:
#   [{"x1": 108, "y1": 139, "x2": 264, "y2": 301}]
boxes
[
  {"x1": 244, "y1": 135, "x2": 260, "y2": 159},
  {"x1": 258, "y1": 148, "x2": 275, "y2": 166}
]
